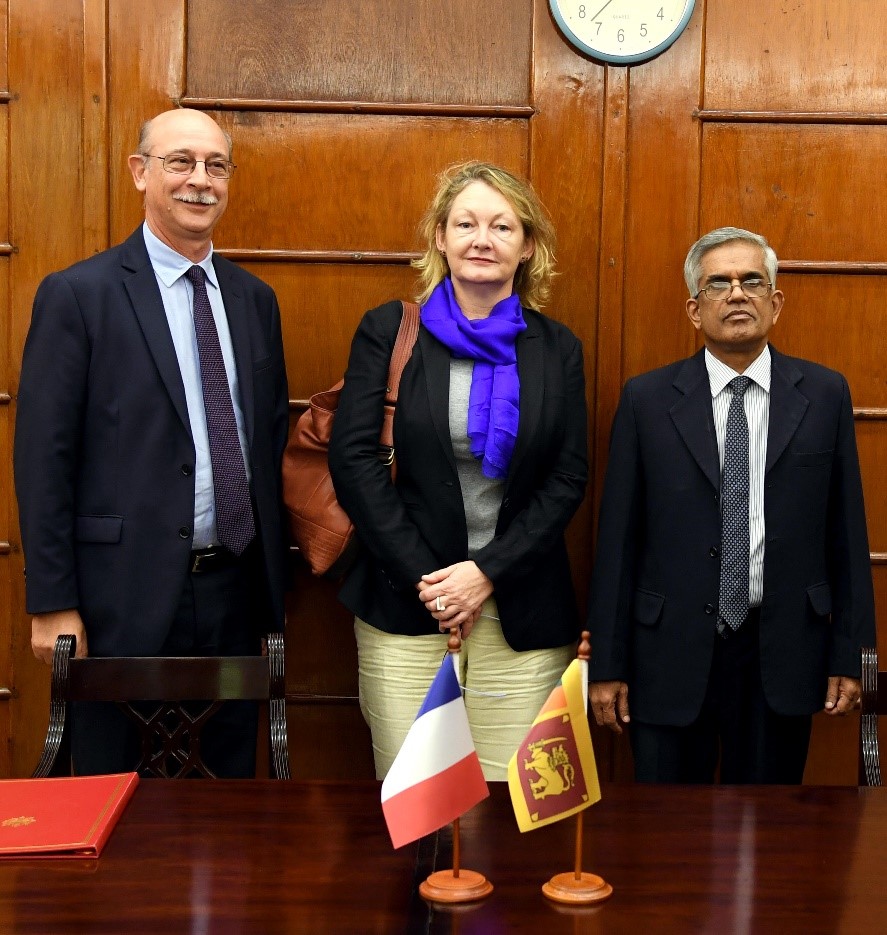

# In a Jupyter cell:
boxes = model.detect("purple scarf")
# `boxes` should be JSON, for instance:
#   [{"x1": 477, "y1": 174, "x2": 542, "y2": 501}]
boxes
[{"x1": 420, "y1": 277, "x2": 526, "y2": 479}]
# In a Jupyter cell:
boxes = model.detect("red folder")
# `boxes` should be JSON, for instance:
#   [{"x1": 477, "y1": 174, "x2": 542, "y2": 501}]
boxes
[{"x1": 0, "y1": 772, "x2": 139, "y2": 858}]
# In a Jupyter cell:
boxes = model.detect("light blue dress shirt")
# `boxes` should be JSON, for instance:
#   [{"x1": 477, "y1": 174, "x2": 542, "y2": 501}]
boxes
[{"x1": 142, "y1": 222, "x2": 251, "y2": 549}]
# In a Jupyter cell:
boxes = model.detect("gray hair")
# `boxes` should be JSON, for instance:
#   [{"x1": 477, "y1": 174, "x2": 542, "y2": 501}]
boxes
[{"x1": 684, "y1": 227, "x2": 778, "y2": 296}]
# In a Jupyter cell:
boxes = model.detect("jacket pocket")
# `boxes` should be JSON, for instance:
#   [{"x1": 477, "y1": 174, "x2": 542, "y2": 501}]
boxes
[
  {"x1": 633, "y1": 587, "x2": 665, "y2": 627},
  {"x1": 75, "y1": 515, "x2": 123, "y2": 543},
  {"x1": 806, "y1": 582, "x2": 832, "y2": 617},
  {"x1": 792, "y1": 449, "x2": 833, "y2": 467}
]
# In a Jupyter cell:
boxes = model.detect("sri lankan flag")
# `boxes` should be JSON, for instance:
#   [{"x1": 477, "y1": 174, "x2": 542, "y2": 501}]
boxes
[{"x1": 507, "y1": 658, "x2": 601, "y2": 832}]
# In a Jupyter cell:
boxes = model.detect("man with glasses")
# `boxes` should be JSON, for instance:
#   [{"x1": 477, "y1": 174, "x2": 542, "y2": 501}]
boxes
[
  {"x1": 15, "y1": 109, "x2": 290, "y2": 776},
  {"x1": 586, "y1": 227, "x2": 874, "y2": 783}
]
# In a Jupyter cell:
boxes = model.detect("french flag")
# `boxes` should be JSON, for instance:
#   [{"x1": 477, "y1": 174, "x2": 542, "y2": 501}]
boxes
[{"x1": 381, "y1": 654, "x2": 489, "y2": 849}]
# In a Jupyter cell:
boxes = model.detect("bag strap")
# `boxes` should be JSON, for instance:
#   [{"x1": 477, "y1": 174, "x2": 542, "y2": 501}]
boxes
[
  {"x1": 379, "y1": 301, "x2": 420, "y2": 451},
  {"x1": 385, "y1": 301, "x2": 421, "y2": 404}
]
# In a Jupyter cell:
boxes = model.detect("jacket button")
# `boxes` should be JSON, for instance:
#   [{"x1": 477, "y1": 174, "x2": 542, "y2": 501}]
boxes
[
  {"x1": 502, "y1": 498, "x2": 511, "y2": 509},
  {"x1": 443, "y1": 480, "x2": 454, "y2": 487},
  {"x1": 704, "y1": 603, "x2": 715, "y2": 615},
  {"x1": 181, "y1": 464, "x2": 193, "y2": 476},
  {"x1": 709, "y1": 546, "x2": 720, "y2": 558},
  {"x1": 178, "y1": 526, "x2": 191, "y2": 539}
]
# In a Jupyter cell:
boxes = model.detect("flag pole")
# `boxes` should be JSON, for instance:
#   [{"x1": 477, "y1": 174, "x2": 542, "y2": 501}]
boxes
[
  {"x1": 418, "y1": 628, "x2": 493, "y2": 905},
  {"x1": 541, "y1": 631, "x2": 613, "y2": 905}
]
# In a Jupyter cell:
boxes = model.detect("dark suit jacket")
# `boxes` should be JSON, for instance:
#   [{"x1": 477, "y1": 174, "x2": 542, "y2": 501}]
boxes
[
  {"x1": 328, "y1": 299, "x2": 588, "y2": 652},
  {"x1": 587, "y1": 346, "x2": 876, "y2": 723},
  {"x1": 14, "y1": 227, "x2": 290, "y2": 656}
]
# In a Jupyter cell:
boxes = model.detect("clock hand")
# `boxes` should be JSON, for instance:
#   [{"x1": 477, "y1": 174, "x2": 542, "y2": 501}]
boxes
[{"x1": 589, "y1": 0, "x2": 617, "y2": 20}]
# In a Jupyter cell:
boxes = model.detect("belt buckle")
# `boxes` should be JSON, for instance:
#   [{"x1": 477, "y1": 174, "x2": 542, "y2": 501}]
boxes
[{"x1": 190, "y1": 548, "x2": 217, "y2": 574}]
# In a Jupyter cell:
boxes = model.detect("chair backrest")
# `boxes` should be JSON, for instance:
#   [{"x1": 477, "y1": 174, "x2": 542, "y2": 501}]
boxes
[
  {"x1": 32, "y1": 633, "x2": 291, "y2": 780},
  {"x1": 859, "y1": 646, "x2": 887, "y2": 786}
]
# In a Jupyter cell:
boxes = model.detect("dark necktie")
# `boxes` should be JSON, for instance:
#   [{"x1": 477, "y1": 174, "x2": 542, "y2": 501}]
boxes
[
  {"x1": 186, "y1": 265, "x2": 255, "y2": 555},
  {"x1": 718, "y1": 376, "x2": 752, "y2": 632}
]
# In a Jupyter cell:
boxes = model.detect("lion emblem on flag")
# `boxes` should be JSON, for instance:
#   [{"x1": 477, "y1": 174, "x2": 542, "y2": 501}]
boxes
[{"x1": 523, "y1": 738, "x2": 575, "y2": 800}]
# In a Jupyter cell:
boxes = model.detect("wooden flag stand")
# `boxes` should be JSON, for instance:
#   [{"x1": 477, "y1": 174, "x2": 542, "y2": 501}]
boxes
[
  {"x1": 541, "y1": 632, "x2": 613, "y2": 906},
  {"x1": 419, "y1": 629, "x2": 493, "y2": 905}
]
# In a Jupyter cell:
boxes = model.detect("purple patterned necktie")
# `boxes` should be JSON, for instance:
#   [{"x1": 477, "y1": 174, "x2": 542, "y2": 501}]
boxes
[
  {"x1": 186, "y1": 265, "x2": 255, "y2": 554},
  {"x1": 718, "y1": 376, "x2": 751, "y2": 632}
]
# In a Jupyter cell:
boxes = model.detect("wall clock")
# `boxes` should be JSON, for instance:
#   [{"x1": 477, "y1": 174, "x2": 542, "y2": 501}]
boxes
[{"x1": 550, "y1": 0, "x2": 696, "y2": 65}]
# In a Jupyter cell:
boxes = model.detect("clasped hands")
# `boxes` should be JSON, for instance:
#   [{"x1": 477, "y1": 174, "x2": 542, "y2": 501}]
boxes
[{"x1": 416, "y1": 560, "x2": 493, "y2": 639}]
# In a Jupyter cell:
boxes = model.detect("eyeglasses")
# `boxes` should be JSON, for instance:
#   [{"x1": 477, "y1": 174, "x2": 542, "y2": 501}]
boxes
[
  {"x1": 695, "y1": 278, "x2": 772, "y2": 300},
  {"x1": 145, "y1": 153, "x2": 236, "y2": 179}
]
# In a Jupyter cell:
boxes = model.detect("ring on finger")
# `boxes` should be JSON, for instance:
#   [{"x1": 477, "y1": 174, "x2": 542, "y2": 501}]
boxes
[{"x1": 435, "y1": 595, "x2": 446, "y2": 612}]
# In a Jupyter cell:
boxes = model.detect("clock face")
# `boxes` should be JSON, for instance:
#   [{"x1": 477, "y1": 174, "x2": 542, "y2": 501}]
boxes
[{"x1": 550, "y1": 0, "x2": 696, "y2": 65}]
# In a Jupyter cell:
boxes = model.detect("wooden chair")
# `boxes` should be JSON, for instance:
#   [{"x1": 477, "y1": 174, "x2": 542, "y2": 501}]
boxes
[
  {"x1": 859, "y1": 646, "x2": 886, "y2": 786},
  {"x1": 32, "y1": 633, "x2": 291, "y2": 779}
]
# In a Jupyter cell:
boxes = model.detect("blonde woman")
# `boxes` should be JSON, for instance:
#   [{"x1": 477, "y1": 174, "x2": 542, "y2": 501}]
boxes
[{"x1": 329, "y1": 162, "x2": 588, "y2": 780}]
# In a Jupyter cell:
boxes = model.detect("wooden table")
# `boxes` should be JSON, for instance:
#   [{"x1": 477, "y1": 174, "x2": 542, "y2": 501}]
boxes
[{"x1": 1, "y1": 781, "x2": 884, "y2": 933}]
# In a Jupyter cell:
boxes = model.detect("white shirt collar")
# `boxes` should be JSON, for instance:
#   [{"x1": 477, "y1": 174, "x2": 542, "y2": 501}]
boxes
[
  {"x1": 141, "y1": 221, "x2": 218, "y2": 290},
  {"x1": 704, "y1": 345, "x2": 772, "y2": 397}
]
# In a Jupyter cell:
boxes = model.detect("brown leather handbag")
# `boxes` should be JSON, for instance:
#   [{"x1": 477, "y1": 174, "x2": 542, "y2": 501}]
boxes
[{"x1": 282, "y1": 301, "x2": 421, "y2": 577}]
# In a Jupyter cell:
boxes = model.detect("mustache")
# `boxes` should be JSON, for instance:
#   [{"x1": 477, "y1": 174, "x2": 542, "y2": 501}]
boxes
[{"x1": 173, "y1": 192, "x2": 219, "y2": 205}]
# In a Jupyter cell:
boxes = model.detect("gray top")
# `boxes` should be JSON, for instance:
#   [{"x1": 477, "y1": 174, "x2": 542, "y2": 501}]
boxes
[{"x1": 448, "y1": 359, "x2": 505, "y2": 556}]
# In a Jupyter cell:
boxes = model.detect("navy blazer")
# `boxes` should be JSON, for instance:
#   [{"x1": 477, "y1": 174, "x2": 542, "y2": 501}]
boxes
[
  {"x1": 329, "y1": 300, "x2": 588, "y2": 652},
  {"x1": 587, "y1": 347, "x2": 876, "y2": 722},
  {"x1": 14, "y1": 227, "x2": 290, "y2": 655}
]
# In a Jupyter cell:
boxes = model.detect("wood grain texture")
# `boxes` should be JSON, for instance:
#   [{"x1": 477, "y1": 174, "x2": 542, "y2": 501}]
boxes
[
  {"x1": 705, "y1": 0, "x2": 887, "y2": 112},
  {"x1": 186, "y1": 0, "x2": 532, "y2": 106},
  {"x1": 2, "y1": 781, "x2": 887, "y2": 932},
  {"x1": 701, "y1": 123, "x2": 887, "y2": 262},
  {"x1": 208, "y1": 111, "x2": 529, "y2": 252}
]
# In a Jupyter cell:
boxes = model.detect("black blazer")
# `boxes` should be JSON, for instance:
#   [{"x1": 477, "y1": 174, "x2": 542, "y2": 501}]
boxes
[
  {"x1": 587, "y1": 347, "x2": 876, "y2": 722},
  {"x1": 14, "y1": 227, "x2": 290, "y2": 655},
  {"x1": 329, "y1": 300, "x2": 588, "y2": 652}
]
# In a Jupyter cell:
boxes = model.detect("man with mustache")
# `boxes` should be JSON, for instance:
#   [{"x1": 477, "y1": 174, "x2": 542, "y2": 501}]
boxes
[
  {"x1": 14, "y1": 109, "x2": 290, "y2": 776},
  {"x1": 587, "y1": 227, "x2": 875, "y2": 784}
]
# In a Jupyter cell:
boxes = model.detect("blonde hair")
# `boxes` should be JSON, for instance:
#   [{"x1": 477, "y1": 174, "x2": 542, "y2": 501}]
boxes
[{"x1": 412, "y1": 161, "x2": 556, "y2": 310}]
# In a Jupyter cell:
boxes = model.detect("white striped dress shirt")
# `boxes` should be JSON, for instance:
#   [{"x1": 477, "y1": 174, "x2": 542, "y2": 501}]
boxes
[{"x1": 705, "y1": 346, "x2": 770, "y2": 608}]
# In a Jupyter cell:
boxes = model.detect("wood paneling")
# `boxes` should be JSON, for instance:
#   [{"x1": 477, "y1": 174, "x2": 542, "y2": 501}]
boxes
[
  {"x1": 624, "y1": 5, "x2": 704, "y2": 382},
  {"x1": 765, "y1": 275, "x2": 887, "y2": 408},
  {"x1": 240, "y1": 262, "x2": 418, "y2": 398},
  {"x1": 700, "y1": 124, "x2": 887, "y2": 262},
  {"x1": 107, "y1": 0, "x2": 185, "y2": 242},
  {"x1": 187, "y1": 0, "x2": 532, "y2": 106},
  {"x1": 705, "y1": 0, "x2": 887, "y2": 113},
  {"x1": 209, "y1": 113, "x2": 529, "y2": 253},
  {"x1": 857, "y1": 423, "x2": 887, "y2": 556}
]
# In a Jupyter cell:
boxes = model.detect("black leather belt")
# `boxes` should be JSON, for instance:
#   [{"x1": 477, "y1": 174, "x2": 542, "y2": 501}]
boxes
[{"x1": 189, "y1": 546, "x2": 239, "y2": 574}]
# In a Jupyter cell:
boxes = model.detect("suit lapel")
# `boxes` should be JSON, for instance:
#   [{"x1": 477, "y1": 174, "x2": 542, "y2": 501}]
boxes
[
  {"x1": 506, "y1": 312, "x2": 543, "y2": 487},
  {"x1": 214, "y1": 257, "x2": 255, "y2": 447},
  {"x1": 766, "y1": 347, "x2": 807, "y2": 473},
  {"x1": 419, "y1": 325, "x2": 457, "y2": 471},
  {"x1": 670, "y1": 351, "x2": 721, "y2": 491},
  {"x1": 121, "y1": 229, "x2": 191, "y2": 434}
]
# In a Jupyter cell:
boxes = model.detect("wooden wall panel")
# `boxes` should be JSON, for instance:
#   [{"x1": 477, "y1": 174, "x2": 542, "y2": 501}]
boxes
[
  {"x1": 857, "y1": 425, "x2": 887, "y2": 555},
  {"x1": 529, "y1": 0, "x2": 604, "y2": 639},
  {"x1": 107, "y1": 0, "x2": 186, "y2": 242},
  {"x1": 237, "y1": 262, "x2": 418, "y2": 397},
  {"x1": 210, "y1": 114, "x2": 529, "y2": 252},
  {"x1": 187, "y1": 0, "x2": 532, "y2": 106},
  {"x1": 700, "y1": 124, "x2": 887, "y2": 262},
  {"x1": 704, "y1": 0, "x2": 887, "y2": 113},
  {"x1": 765, "y1": 275, "x2": 887, "y2": 407},
  {"x1": 623, "y1": 7, "x2": 704, "y2": 381}
]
